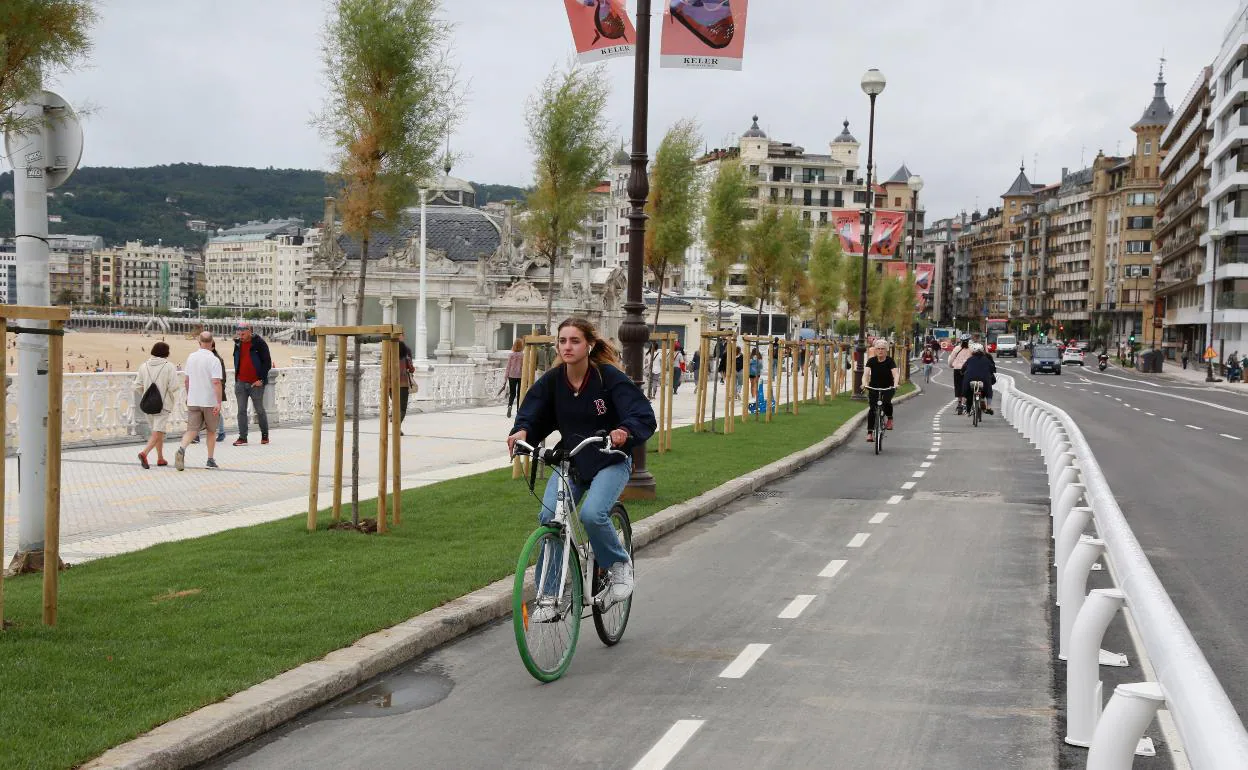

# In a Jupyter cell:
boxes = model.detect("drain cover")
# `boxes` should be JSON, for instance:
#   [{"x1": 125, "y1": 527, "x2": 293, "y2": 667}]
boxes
[
  {"x1": 930, "y1": 490, "x2": 997, "y2": 499},
  {"x1": 753, "y1": 490, "x2": 786, "y2": 499}
]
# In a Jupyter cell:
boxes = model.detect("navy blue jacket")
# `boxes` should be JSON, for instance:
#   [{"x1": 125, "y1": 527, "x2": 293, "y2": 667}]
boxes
[
  {"x1": 233, "y1": 334, "x2": 272, "y2": 384},
  {"x1": 961, "y1": 354, "x2": 996, "y2": 390},
  {"x1": 511, "y1": 363, "x2": 656, "y2": 481}
]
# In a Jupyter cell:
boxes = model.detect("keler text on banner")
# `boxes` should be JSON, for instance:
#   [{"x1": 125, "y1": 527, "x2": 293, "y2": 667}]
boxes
[
  {"x1": 660, "y1": 0, "x2": 748, "y2": 70},
  {"x1": 564, "y1": 0, "x2": 636, "y2": 63}
]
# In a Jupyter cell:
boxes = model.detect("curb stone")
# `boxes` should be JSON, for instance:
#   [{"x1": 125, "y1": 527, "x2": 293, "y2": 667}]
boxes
[{"x1": 82, "y1": 387, "x2": 920, "y2": 770}]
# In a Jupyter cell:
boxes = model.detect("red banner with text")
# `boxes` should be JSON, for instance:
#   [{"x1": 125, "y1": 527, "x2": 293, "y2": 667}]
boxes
[
  {"x1": 660, "y1": 0, "x2": 748, "y2": 70},
  {"x1": 830, "y1": 209, "x2": 906, "y2": 257},
  {"x1": 564, "y1": 0, "x2": 636, "y2": 63},
  {"x1": 883, "y1": 261, "x2": 936, "y2": 313}
]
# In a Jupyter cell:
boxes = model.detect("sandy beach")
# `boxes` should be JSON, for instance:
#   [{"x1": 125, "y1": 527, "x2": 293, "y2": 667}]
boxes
[{"x1": 2, "y1": 330, "x2": 315, "y2": 374}]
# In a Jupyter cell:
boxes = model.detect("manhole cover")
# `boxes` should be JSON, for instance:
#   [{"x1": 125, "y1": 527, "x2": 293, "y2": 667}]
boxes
[{"x1": 753, "y1": 490, "x2": 786, "y2": 499}]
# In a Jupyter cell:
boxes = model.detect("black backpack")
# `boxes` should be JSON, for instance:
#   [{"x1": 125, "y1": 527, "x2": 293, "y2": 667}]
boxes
[{"x1": 139, "y1": 364, "x2": 167, "y2": 415}]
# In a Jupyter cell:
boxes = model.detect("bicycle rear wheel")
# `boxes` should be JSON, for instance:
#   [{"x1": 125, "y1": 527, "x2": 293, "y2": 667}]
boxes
[
  {"x1": 592, "y1": 503, "x2": 634, "y2": 646},
  {"x1": 972, "y1": 398, "x2": 981, "y2": 427},
  {"x1": 874, "y1": 406, "x2": 884, "y2": 454},
  {"x1": 513, "y1": 526, "x2": 583, "y2": 682}
]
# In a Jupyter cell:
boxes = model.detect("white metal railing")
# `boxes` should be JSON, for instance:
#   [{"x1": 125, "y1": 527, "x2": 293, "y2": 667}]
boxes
[
  {"x1": 5, "y1": 364, "x2": 504, "y2": 451},
  {"x1": 999, "y1": 374, "x2": 1248, "y2": 769}
]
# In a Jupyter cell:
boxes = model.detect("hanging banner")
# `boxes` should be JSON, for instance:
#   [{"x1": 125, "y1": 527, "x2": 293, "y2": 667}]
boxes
[
  {"x1": 564, "y1": 0, "x2": 636, "y2": 63},
  {"x1": 830, "y1": 209, "x2": 906, "y2": 257},
  {"x1": 660, "y1": 0, "x2": 748, "y2": 70},
  {"x1": 883, "y1": 261, "x2": 936, "y2": 313}
]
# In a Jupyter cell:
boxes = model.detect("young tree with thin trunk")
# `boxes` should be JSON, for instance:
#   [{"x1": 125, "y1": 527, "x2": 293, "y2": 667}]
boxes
[
  {"x1": 809, "y1": 229, "x2": 843, "y2": 336},
  {"x1": 523, "y1": 63, "x2": 612, "y2": 332},
  {"x1": 745, "y1": 207, "x2": 808, "y2": 334},
  {"x1": 843, "y1": 256, "x2": 882, "y2": 331},
  {"x1": 317, "y1": 0, "x2": 456, "y2": 525},
  {"x1": 701, "y1": 158, "x2": 750, "y2": 430},
  {"x1": 645, "y1": 119, "x2": 701, "y2": 328},
  {"x1": 0, "y1": 0, "x2": 97, "y2": 135}
]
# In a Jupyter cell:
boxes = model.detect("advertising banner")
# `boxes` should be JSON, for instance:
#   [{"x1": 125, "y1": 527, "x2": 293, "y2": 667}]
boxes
[
  {"x1": 882, "y1": 261, "x2": 935, "y2": 313},
  {"x1": 830, "y1": 209, "x2": 907, "y2": 257},
  {"x1": 564, "y1": 0, "x2": 636, "y2": 63},
  {"x1": 660, "y1": 0, "x2": 748, "y2": 71}
]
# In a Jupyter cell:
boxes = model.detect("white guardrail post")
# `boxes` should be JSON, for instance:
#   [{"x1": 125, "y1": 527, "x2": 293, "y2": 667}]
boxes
[{"x1": 997, "y1": 374, "x2": 1248, "y2": 767}]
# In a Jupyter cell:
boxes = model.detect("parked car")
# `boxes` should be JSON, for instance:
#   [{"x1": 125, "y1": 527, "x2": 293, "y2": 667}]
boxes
[
  {"x1": 1062, "y1": 346, "x2": 1085, "y2": 366},
  {"x1": 995, "y1": 334, "x2": 1019, "y2": 357},
  {"x1": 1031, "y1": 345, "x2": 1062, "y2": 375}
]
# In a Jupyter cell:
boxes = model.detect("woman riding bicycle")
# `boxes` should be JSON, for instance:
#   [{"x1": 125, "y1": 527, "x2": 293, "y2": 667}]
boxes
[
  {"x1": 864, "y1": 338, "x2": 899, "y2": 444},
  {"x1": 961, "y1": 343, "x2": 996, "y2": 415},
  {"x1": 507, "y1": 317, "x2": 656, "y2": 606}
]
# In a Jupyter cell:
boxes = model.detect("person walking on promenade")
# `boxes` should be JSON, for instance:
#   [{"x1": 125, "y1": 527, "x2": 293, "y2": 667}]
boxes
[
  {"x1": 134, "y1": 341, "x2": 180, "y2": 469},
  {"x1": 646, "y1": 341, "x2": 662, "y2": 399},
  {"x1": 505, "y1": 339, "x2": 523, "y2": 418},
  {"x1": 194, "y1": 340, "x2": 228, "y2": 444},
  {"x1": 672, "y1": 342, "x2": 685, "y2": 394},
  {"x1": 1182, "y1": 348, "x2": 1190, "y2": 369},
  {"x1": 175, "y1": 331, "x2": 224, "y2": 470},
  {"x1": 232, "y1": 321, "x2": 272, "y2": 446},
  {"x1": 397, "y1": 332, "x2": 417, "y2": 431},
  {"x1": 690, "y1": 347, "x2": 701, "y2": 386}
]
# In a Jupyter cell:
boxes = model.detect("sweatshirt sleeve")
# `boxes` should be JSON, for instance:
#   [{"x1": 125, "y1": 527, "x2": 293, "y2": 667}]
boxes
[
  {"x1": 511, "y1": 368, "x2": 555, "y2": 445},
  {"x1": 608, "y1": 366, "x2": 656, "y2": 447}
]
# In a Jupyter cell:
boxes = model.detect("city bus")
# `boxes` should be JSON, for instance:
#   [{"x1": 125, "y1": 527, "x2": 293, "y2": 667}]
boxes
[{"x1": 985, "y1": 318, "x2": 1009, "y2": 352}]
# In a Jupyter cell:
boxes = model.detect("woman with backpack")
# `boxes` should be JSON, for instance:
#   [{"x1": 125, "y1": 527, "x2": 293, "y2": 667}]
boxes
[{"x1": 135, "y1": 341, "x2": 182, "y2": 468}]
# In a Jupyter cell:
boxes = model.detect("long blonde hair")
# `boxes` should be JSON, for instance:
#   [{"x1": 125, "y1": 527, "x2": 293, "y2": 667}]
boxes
[{"x1": 557, "y1": 317, "x2": 620, "y2": 371}]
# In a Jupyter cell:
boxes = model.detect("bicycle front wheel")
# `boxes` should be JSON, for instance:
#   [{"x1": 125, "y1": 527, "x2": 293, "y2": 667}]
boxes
[
  {"x1": 592, "y1": 503, "x2": 634, "y2": 646},
  {"x1": 513, "y1": 526, "x2": 583, "y2": 683},
  {"x1": 874, "y1": 408, "x2": 884, "y2": 454}
]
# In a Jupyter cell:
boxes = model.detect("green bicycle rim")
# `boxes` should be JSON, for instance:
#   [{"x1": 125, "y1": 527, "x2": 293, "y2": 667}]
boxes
[{"x1": 513, "y1": 526, "x2": 583, "y2": 683}]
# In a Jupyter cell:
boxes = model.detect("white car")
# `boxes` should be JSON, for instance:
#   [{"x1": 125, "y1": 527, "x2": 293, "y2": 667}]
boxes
[{"x1": 1061, "y1": 347, "x2": 1085, "y2": 366}]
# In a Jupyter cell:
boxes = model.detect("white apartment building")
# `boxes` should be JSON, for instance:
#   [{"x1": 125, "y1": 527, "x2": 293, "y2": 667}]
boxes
[
  {"x1": 1201, "y1": 1, "x2": 1248, "y2": 361},
  {"x1": 687, "y1": 116, "x2": 871, "y2": 304},
  {"x1": 572, "y1": 150, "x2": 633, "y2": 273},
  {"x1": 204, "y1": 218, "x2": 306, "y2": 311},
  {"x1": 111, "y1": 240, "x2": 192, "y2": 309}
]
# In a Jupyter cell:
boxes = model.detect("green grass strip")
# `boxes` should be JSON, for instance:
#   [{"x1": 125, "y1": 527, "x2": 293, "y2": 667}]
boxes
[{"x1": 0, "y1": 388, "x2": 907, "y2": 769}]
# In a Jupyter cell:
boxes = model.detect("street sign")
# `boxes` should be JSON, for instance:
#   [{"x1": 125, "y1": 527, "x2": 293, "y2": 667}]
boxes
[
  {"x1": 3, "y1": 90, "x2": 83, "y2": 190},
  {"x1": 1205, "y1": 346, "x2": 1218, "y2": 361}
]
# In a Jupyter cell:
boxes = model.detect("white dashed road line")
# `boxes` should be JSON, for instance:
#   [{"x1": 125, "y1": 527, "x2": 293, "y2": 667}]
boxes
[
  {"x1": 719, "y1": 644, "x2": 770, "y2": 679},
  {"x1": 920, "y1": 462, "x2": 932, "y2": 468},
  {"x1": 778, "y1": 595, "x2": 817, "y2": 619},
  {"x1": 887, "y1": 494, "x2": 903, "y2": 505},
  {"x1": 633, "y1": 720, "x2": 705, "y2": 770},
  {"x1": 912, "y1": 471, "x2": 925, "y2": 478},
  {"x1": 818, "y1": 559, "x2": 846, "y2": 578},
  {"x1": 1221, "y1": 433, "x2": 1242, "y2": 441},
  {"x1": 869, "y1": 512, "x2": 889, "y2": 524},
  {"x1": 900, "y1": 481, "x2": 916, "y2": 490},
  {"x1": 847, "y1": 533, "x2": 870, "y2": 548},
  {"x1": 1186, "y1": 425, "x2": 1203, "y2": 431},
  {"x1": 1146, "y1": 412, "x2": 1155, "y2": 416},
  {"x1": 1163, "y1": 418, "x2": 1176, "y2": 422}
]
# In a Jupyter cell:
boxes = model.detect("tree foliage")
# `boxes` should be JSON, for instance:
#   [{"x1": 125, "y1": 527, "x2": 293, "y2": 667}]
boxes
[
  {"x1": 645, "y1": 119, "x2": 701, "y2": 326},
  {"x1": 0, "y1": 0, "x2": 97, "y2": 135},
  {"x1": 523, "y1": 62, "x2": 612, "y2": 331},
  {"x1": 744, "y1": 206, "x2": 807, "y2": 331},
  {"x1": 808, "y1": 230, "x2": 843, "y2": 334},
  {"x1": 702, "y1": 158, "x2": 750, "y2": 317},
  {"x1": 317, "y1": 0, "x2": 457, "y2": 525},
  {"x1": 843, "y1": 255, "x2": 881, "y2": 325}
]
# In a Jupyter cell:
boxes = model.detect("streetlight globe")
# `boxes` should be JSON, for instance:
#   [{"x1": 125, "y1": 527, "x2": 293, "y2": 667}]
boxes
[
  {"x1": 907, "y1": 174, "x2": 924, "y2": 193},
  {"x1": 861, "y1": 68, "x2": 887, "y2": 97},
  {"x1": 1210, "y1": 227, "x2": 1225, "y2": 241}
]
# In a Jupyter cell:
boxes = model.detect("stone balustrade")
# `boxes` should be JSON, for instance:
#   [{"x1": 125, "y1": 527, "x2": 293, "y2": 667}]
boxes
[{"x1": 5, "y1": 364, "x2": 504, "y2": 451}]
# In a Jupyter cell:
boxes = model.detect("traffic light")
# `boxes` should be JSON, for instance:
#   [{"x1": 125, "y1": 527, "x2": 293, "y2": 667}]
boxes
[{"x1": 1129, "y1": 333, "x2": 1136, "y2": 344}]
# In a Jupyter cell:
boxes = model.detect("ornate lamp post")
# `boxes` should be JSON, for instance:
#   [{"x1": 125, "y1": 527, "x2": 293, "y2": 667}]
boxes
[
  {"x1": 852, "y1": 68, "x2": 886, "y2": 399},
  {"x1": 618, "y1": 0, "x2": 655, "y2": 497},
  {"x1": 1150, "y1": 253, "x2": 1162, "y2": 355},
  {"x1": 1206, "y1": 227, "x2": 1223, "y2": 382}
]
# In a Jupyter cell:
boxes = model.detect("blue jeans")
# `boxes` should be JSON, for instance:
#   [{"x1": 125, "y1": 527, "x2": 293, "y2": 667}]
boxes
[
  {"x1": 235, "y1": 381, "x2": 269, "y2": 440},
  {"x1": 538, "y1": 458, "x2": 632, "y2": 571}
]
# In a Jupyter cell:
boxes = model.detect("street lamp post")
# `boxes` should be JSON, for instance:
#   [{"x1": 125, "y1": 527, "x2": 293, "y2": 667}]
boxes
[
  {"x1": 618, "y1": 0, "x2": 655, "y2": 497},
  {"x1": 905, "y1": 174, "x2": 923, "y2": 382},
  {"x1": 1150, "y1": 253, "x2": 1162, "y2": 355},
  {"x1": 852, "y1": 68, "x2": 886, "y2": 400},
  {"x1": 1206, "y1": 227, "x2": 1224, "y2": 382}
]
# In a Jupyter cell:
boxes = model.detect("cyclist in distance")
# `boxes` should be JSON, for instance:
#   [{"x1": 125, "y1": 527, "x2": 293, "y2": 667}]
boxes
[
  {"x1": 506, "y1": 317, "x2": 657, "y2": 604},
  {"x1": 948, "y1": 333, "x2": 974, "y2": 415},
  {"x1": 961, "y1": 342, "x2": 996, "y2": 415},
  {"x1": 864, "y1": 338, "x2": 900, "y2": 444}
]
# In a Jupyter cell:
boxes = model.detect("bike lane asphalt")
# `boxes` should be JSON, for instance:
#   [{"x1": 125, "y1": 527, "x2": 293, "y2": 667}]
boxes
[{"x1": 209, "y1": 385, "x2": 1058, "y2": 769}]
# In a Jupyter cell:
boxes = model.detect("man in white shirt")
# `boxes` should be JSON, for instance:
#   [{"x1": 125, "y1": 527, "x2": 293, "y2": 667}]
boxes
[{"x1": 175, "y1": 331, "x2": 224, "y2": 470}]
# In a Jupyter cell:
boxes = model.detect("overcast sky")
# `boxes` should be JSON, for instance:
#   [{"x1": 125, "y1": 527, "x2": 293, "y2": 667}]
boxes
[{"x1": 31, "y1": 0, "x2": 1240, "y2": 219}]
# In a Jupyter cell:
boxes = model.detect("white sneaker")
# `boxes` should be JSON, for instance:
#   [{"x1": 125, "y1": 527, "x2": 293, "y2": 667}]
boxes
[
  {"x1": 528, "y1": 601, "x2": 560, "y2": 624},
  {"x1": 607, "y1": 560, "x2": 634, "y2": 604}
]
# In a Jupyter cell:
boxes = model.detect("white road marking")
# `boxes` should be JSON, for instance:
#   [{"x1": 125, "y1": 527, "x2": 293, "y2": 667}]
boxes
[
  {"x1": 1133, "y1": 407, "x2": 1141, "y2": 411},
  {"x1": 818, "y1": 559, "x2": 846, "y2": 578},
  {"x1": 1114, "y1": 397, "x2": 1123, "y2": 401},
  {"x1": 887, "y1": 494, "x2": 904, "y2": 504},
  {"x1": 869, "y1": 512, "x2": 890, "y2": 524},
  {"x1": 847, "y1": 533, "x2": 870, "y2": 548},
  {"x1": 1221, "y1": 433, "x2": 1242, "y2": 441},
  {"x1": 1186, "y1": 425, "x2": 1203, "y2": 431},
  {"x1": 912, "y1": 471, "x2": 925, "y2": 478},
  {"x1": 920, "y1": 461, "x2": 932, "y2": 468},
  {"x1": 1146, "y1": 412, "x2": 1155, "y2": 416},
  {"x1": 778, "y1": 594, "x2": 817, "y2": 619},
  {"x1": 901, "y1": 481, "x2": 916, "y2": 490},
  {"x1": 1163, "y1": 417, "x2": 1176, "y2": 422},
  {"x1": 633, "y1": 720, "x2": 706, "y2": 770},
  {"x1": 926, "y1": 454, "x2": 937, "y2": 460},
  {"x1": 719, "y1": 644, "x2": 771, "y2": 678}
]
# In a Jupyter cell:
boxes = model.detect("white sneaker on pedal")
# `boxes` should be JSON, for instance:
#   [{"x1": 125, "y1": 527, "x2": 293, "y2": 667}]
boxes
[{"x1": 607, "y1": 560, "x2": 634, "y2": 604}]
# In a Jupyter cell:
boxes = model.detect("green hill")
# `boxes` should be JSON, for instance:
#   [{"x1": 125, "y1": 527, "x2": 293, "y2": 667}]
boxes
[{"x1": 0, "y1": 164, "x2": 529, "y2": 249}]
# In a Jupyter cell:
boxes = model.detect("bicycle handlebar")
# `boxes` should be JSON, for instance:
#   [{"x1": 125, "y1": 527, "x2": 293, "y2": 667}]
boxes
[
  {"x1": 511, "y1": 433, "x2": 628, "y2": 467},
  {"x1": 863, "y1": 385, "x2": 897, "y2": 391}
]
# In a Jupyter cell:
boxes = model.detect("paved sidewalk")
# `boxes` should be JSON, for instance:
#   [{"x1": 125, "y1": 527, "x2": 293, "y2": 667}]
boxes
[
  {"x1": 1156, "y1": 359, "x2": 1248, "y2": 396},
  {"x1": 4, "y1": 375, "x2": 780, "y2": 565}
]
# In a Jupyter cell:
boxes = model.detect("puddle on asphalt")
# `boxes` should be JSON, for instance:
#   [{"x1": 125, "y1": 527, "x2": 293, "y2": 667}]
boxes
[
  {"x1": 313, "y1": 665, "x2": 454, "y2": 720},
  {"x1": 642, "y1": 511, "x2": 728, "y2": 558}
]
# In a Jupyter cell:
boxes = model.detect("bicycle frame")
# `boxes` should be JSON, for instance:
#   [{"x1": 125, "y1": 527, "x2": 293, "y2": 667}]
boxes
[{"x1": 535, "y1": 460, "x2": 593, "y2": 613}]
